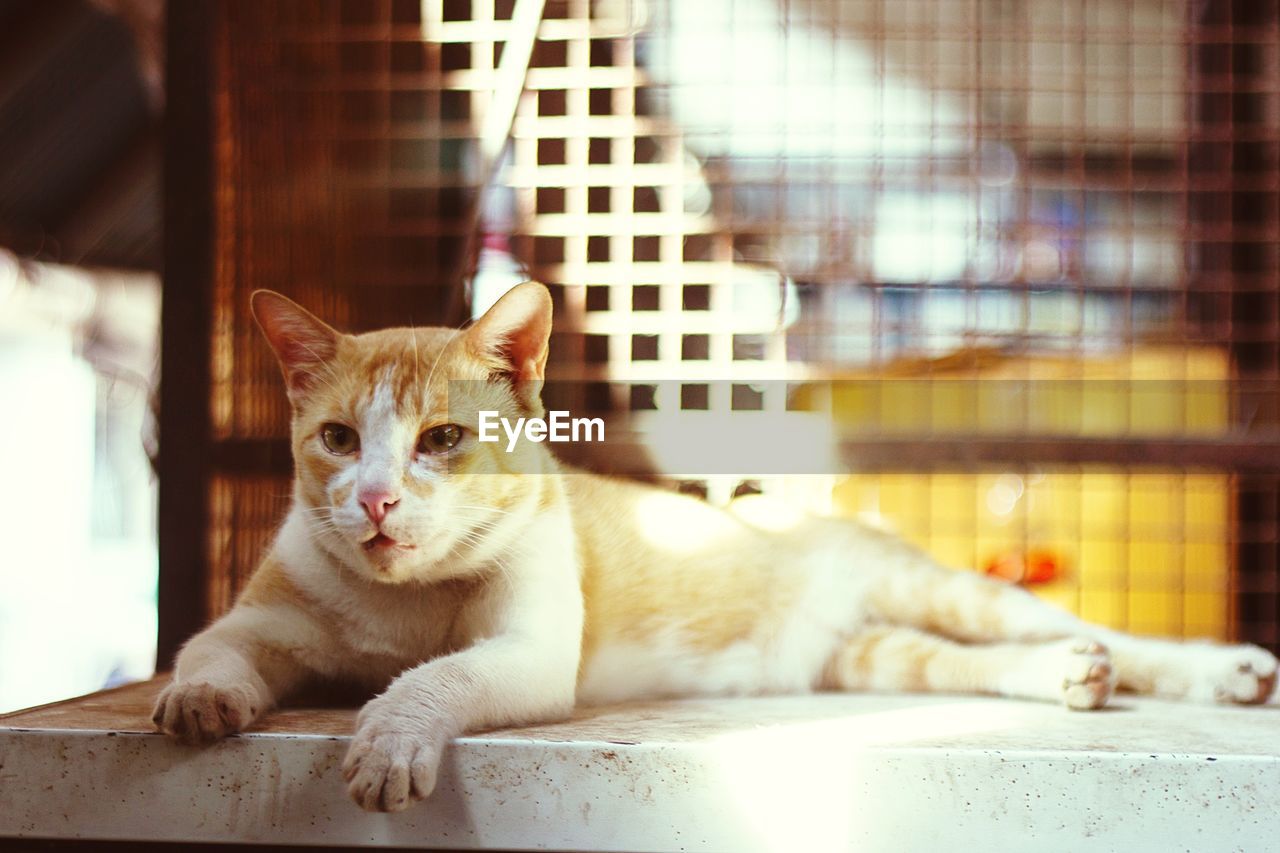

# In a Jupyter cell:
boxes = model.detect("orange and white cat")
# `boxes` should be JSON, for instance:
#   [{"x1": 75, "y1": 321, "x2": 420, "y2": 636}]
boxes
[{"x1": 154, "y1": 283, "x2": 1279, "y2": 812}]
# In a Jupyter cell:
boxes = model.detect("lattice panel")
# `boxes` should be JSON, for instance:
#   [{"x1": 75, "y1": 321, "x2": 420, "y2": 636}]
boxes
[{"x1": 189, "y1": 0, "x2": 1280, "y2": 648}]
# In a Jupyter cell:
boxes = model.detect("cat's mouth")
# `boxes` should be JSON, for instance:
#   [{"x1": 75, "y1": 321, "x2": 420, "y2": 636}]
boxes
[{"x1": 361, "y1": 532, "x2": 414, "y2": 552}]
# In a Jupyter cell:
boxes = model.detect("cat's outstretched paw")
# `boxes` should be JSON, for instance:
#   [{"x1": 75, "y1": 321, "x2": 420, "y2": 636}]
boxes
[
  {"x1": 1060, "y1": 639, "x2": 1115, "y2": 711},
  {"x1": 152, "y1": 681, "x2": 259, "y2": 744},
  {"x1": 342, "y1": 699, "x2": 442, "y2": 812},
  {"x1": 1193, "y1": 643, "x2": 1278, "y2": 705}
]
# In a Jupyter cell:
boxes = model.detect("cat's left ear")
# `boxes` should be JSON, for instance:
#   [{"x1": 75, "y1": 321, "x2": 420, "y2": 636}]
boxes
[
  {"x1": 466, "y1": 281, "x2": 552, "y2": 405},
  {"x1": 251, "y1": 290, "x2": 341, "y2": 401}
]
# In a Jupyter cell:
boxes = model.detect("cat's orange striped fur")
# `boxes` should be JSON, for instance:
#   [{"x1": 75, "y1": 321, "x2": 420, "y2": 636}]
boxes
[{"x1": 155, "y1": 283, "x2": 1279, "y2": 812}]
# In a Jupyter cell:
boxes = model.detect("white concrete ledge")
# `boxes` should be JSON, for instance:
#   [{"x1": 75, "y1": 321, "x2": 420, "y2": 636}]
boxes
[{"x1": 2, "y1": 679, "x2": 1278, "y2": 851}]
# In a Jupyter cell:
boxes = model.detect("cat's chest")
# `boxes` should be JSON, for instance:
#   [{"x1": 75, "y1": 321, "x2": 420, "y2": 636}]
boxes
[{"x1": 323, "y1": 577, "x2": 474, "y2": 673}]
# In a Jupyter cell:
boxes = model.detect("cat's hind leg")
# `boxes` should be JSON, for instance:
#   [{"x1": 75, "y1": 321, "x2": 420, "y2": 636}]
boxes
[
  {"x1": 1097, "y1": 633, "x2": 1276, "y2": 705},
  {"x1": 820, "y1": 624, "x2": 1115, "y2": 710},
  {"x1": 860, "y1": 544, "x2": 1083, "y2": 644},
  {"x1": 860, "y1": 542, "x2": 1278, "y2": 704}
]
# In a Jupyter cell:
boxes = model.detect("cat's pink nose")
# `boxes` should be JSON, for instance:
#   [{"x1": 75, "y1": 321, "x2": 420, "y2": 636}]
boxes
[{"x1": 359, "y1": 490, "x2": 399, "y2": 525}]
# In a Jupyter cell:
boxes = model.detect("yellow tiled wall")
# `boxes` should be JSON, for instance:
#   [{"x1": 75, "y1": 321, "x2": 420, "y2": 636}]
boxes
[
  {"x1": 824, "y1": 347, "x2": 1233, "y2": 640},
  {"x1": 833, "y1": 470, "x2": 1230, "y2": 639}
]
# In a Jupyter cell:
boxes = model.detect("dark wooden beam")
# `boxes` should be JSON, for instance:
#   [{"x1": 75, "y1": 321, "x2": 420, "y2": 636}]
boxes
[
  {"x1": 157, "y1": 0, "x2": 217, "y2": 669},
  {"x1": 838, "y1": 436, "x2": 1280, "y2": 473},
  {"x1": 1190, "y1": 0, "x2": 1280, "y2": 651}
]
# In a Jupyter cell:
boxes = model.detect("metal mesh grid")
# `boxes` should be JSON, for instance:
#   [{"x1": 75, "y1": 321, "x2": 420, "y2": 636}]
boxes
[
  {"x1": 207, "y1": 474, "x2": 293, "y2": 619},
  {"x1": 190, "y1": 0, "x2": 1280, "y2": 649}
]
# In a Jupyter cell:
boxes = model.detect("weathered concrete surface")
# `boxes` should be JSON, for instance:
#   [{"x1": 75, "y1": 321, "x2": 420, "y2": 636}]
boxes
[{"x1": 2, "y1": 678, "x2": 1278, "y2": 851}]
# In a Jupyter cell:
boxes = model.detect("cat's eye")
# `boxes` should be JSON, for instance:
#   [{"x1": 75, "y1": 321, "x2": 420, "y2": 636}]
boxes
[
  {"x1": 417, "y1": 424, "x2": 463, "y2": 454},
  {"x1": 320, "y1": 423, "x2": 359, "y2": 455}
]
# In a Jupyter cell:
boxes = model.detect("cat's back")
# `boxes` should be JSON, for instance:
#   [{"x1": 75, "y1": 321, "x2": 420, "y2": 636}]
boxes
[
  {"x1": 562, "y1": 470, "x2": 772, "y2": 575},
  {"x1": 564, "y1": 474, "x2": 803, "y2": 646},
  {"x1": 561, "y1": 470, "x2": 857, "y2": 567},
  {"x1": 561, "y1": 472, "x2": 874, "y2": 702}
]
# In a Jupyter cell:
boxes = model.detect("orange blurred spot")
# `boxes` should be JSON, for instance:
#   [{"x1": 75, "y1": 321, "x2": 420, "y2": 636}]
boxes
[{"x1": 983, "y1": 548, "x2": 1063, "y2": 585}]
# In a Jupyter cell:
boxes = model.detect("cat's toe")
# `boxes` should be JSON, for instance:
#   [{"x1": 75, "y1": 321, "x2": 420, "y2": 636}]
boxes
[
  {"x1": 1205, "y1": 644, "x2": 1277, "y2": 705},
  {"x1": 345, "y1": 742, "x2": 403, "y2": 811},
  {"x1": 151, "y1": 687, "x2": 172, "y2": 730},
  {"x1": 1061, "y1": 639, "x2": 1115, "y2": 711},
  {"x1": 409, "y1": 751, "x2": 438, "y2": 800}
]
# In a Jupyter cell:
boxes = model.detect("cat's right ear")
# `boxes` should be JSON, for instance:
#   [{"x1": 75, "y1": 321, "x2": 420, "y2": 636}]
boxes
[{"x1": 251, "y1": 290, "x2": 340, "y2": 399}]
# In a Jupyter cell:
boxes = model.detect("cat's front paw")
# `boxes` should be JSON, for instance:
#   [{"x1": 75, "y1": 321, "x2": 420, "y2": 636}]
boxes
[
  {"x1": 152, "y1": 681, "x2": 260, "y2": 744},
  {"x1": 342, "y1": 698, "x2": 443, "y2": 812},
  {"x1": 1192, "y1": 643, "x2": 1278, "y2": 705}
]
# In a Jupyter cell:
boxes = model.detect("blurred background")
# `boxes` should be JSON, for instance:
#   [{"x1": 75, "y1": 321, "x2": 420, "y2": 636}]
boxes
[
  {"x1": 0, "y1": 0, "x2": 159, "y2": 712},
  {"x1": 2, "y1": 0, "x2": 1279, "y2": 712}
]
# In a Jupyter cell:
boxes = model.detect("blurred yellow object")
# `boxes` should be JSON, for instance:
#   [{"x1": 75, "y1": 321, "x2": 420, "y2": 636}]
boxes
[{"x1": 823, "y1": 346, "x2": 1231, "y2": 640}]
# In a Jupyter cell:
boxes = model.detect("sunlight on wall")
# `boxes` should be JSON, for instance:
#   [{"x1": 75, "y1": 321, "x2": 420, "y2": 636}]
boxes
[
  {"x1": 0, "y1": 339, "x2": 98, "y2": 711},
  {"x1": 653, "y1": 0, "x2": 971, "y2": 161},
  {"x1": 0, "y1": 258, "x2": 158, "y2": 713}
]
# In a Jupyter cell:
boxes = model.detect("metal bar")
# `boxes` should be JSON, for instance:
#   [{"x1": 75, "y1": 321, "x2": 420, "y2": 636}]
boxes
[
  {"x1": 1201, "y1": 0, "x2": 1280, "y2": 649},
  {"x1": 210, "y1": 439, "x2": 294, "y2": 474},
  {"x1": 156, "y1": 0, "x2": 217, "y2": 670},
  {"x1": 444, "y1": 0, "x2": 547, "y2": 322},
  {"x1": 838, "y1": 436, "x2": 1280, "y2": 473}
]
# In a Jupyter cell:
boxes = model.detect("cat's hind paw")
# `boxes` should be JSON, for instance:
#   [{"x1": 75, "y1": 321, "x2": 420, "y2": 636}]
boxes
[
  {"x1": 1061, "y1": 639, "x2": 1115, "y2": 711},
  {"x1": 152, "y1": 681, "x2": 259, "y2": 744},
  {"x1": 1197, "y1": 643, "x2": 1278, "y2": 705}
]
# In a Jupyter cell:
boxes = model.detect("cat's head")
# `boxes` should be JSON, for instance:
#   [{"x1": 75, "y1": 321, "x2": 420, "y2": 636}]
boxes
[{"x1": 252, "y1": 283, "x2": 557, "y2": 583}]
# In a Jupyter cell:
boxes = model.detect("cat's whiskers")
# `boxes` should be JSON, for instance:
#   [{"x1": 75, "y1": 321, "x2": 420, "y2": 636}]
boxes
[
  {"x1": 291, "y1": 340, "x2": 345, "y2": 397},
  {"x1": 450, "y1": 507, "x2": 509, "y2": 527},
  {"x1": 303, "y1": 511, "x2": 338, "y2": 524},
  {"x1": 450, "y1": 519, "x2": 525, "y2": 561},
  {"x1": 484, "y1": 537, "x2": 532, "y2": 588},
  {"x1": 299, "y1": 506, "x2": 334, "y2": 519},
  {"x1": 297, "y1": 504, "x2": 347, "y2": 543},
  {"x1": 452, "y1": 504, "x2": 514, "y2": 516},
  {"x1": 409, "y1": 324, "x2": 421, "y2": 391},
  {"x1": 489, "y1": 554, "x2": 516, "y2": 588},
  {"x1": 303, "y1": 516, "x2": 342, "y2": 534},
  {"x1": 453, "y1": 526, "x2": 490, "y2": 548},
  {"x1": 451, "y1": 536, "x2": 516, "y2": 585},
  {"x1": 302, "y1": 523, "x2": 344, "y2": 551},
  {"x1": 422, "y1": 329, "x2": 462, "y2": 403},
  {"x1": 448, "y1": 525, "x2": 514, "y2": 566},
  {"x1": 455, "y1": 516, "x2": 516, "y2": 544}
]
